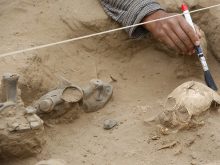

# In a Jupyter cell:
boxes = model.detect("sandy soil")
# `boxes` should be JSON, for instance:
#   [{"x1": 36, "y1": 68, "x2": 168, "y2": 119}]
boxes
[{"x1": 0, "y1": 0, "x2": 220, "y2": 165}]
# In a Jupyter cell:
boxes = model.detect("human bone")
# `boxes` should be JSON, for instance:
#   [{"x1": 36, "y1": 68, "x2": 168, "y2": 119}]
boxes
[{"x1": 154, "y1": 81, "x2": 220, "y2": 131}]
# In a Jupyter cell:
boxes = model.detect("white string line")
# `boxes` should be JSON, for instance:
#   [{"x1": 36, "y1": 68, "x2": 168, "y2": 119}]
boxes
[{"x1": 0, "y1": 3, "x2": 220, "y2": 58}]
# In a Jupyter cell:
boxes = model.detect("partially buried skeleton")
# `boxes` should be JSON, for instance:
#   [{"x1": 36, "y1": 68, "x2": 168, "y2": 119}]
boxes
[
  {"x1": 0, "y1": 73, "x2": 113, "y2": 160},
  {"x1": 148, "y1": 81, "x2": 220, "y2": 133}
]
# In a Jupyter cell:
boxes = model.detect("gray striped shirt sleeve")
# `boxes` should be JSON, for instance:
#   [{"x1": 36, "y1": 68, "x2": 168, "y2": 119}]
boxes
[{"x1": 100, "y1": 0, "x2": 161, "y2": 38}]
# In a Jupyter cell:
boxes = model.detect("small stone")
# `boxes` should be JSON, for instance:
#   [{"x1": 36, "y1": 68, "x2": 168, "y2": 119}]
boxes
[
  {"x1": 7, "y1": 122, "x2": 19, "y2": 131},
  {"x1": 36, "y1": 159, "x2": 66, "y2": 165},
  {"x1": 26, "y1": 114, "x2": 41, "y2": 122},
  {"x1": 160, "y1": 127, "x2": 170, "y2": 135},
  {"x1": 7, "y1": 117, "x2": 31, "y2": 132},
  {"x1": 174, "y1": 146, "x2": 182, "y2": 156},
  {"x1": 26, "y1": 114, "x2": 44, "y2": 130},
  {"x1": 191, "y1": 160, "x2": 197, "y2": 165},
  {"x1": 25, "y1": 106, "x2": 37, "y2": 114},
  {"x1": 27, "y1": 116, "x2": 37, "y2": 122},
  {"x1": 30, "y1": 121, "x2": 43, "y2": 130},
  {"x1": 7, "y1": 111, "x2": 15, "y2": 117},
  {"x1": 151, "y1": 135, "x2": 160, "y2": 140},
  {"x1": 103, "y1": 119, "x2": 117, "y2": 130},
  {"x1": 16, "y1": 123, "x2": 31, "y2": 131},
  {"x1": 186, "y1": 137, "x2": 196, "y2": 147},
  {"x1": 190, "y1": 152, "x2": 197, "y2": 160}
]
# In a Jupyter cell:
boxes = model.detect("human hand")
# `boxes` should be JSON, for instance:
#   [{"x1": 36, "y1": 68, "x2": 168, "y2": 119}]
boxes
[{"x1": 143, "y1": 10, "x2": 202, "y2": 55}]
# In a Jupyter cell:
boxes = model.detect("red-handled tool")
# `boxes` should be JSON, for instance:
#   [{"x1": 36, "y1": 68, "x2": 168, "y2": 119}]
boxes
[{"x1": 181, "y1": 3, "x2": 218, "y2": 91}]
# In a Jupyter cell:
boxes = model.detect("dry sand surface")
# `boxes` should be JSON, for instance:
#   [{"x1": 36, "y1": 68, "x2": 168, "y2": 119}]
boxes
[{"x1": 0, "y1": 0, "x2": 220, "y2": 165}]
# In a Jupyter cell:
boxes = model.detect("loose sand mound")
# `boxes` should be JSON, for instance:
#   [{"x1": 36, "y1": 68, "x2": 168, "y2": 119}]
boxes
[{"x1": 0, "y1": 0, "x2": 219, "y2": 165}]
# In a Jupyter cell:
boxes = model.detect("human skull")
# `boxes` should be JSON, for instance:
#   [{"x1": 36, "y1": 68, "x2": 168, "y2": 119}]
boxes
[{"x1": 157, "y1": 81, "x2": 220, "y2": 130}]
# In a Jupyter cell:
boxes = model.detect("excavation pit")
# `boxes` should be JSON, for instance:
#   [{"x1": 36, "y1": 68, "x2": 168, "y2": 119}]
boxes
[{"x1": 0, "y1": 0, "x2": 220, "y2": 164}]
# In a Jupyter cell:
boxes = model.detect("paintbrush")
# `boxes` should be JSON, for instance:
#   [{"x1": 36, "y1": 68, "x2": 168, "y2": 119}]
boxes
[{"x1": 181, "y1": 3, "x2": 218, "y2": 91}]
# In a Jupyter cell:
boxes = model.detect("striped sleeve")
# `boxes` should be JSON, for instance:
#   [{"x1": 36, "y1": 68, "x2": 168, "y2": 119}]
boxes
[{"x1": 100, "y1": 0, "x2": 162, "y2": 38}]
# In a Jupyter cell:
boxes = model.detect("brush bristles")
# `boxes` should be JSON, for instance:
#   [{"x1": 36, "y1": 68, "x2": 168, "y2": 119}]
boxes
[{"x1": 204, "y1": 70, "x2": 218, "y2": 91}]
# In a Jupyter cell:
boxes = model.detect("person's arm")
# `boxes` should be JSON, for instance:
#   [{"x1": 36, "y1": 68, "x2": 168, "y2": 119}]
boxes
[
  {"x1": 100, "y1": 0, "x2": 161, "y2": 38},
  {"x1": 143, "y1": 10, "x2": 201, "y2": 55},
  {"x1": 100, "y1": 0, "x2": 201, "y2": 55}
]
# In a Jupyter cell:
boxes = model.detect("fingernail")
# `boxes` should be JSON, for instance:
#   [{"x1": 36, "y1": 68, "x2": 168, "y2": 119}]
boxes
[{"x1": 195, "y1": 41, "x2": 200, "y2": 46}]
